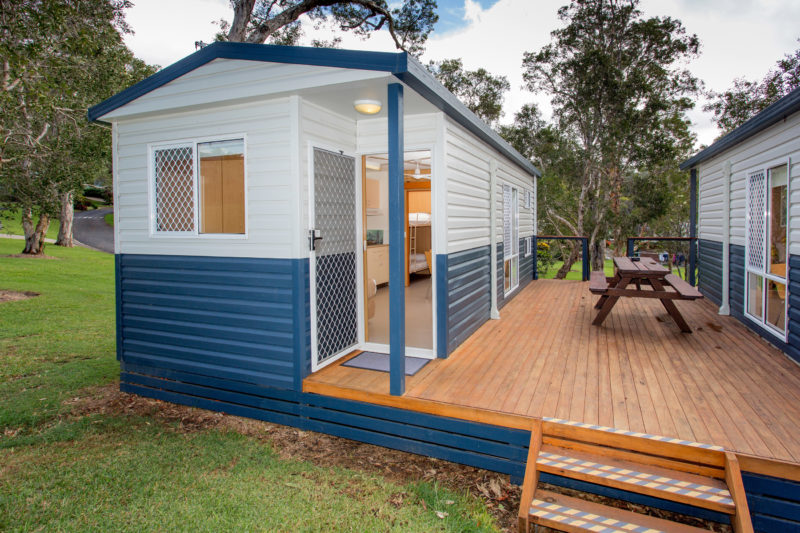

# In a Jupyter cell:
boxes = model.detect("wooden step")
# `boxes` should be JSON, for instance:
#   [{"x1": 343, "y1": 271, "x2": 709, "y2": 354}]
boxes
[
  {"x1": 528, "y1": 489, "x2": 710, "y2": 533},
  {"x1": 537, "y1": 446, "x2": 735, "y2": 514}
]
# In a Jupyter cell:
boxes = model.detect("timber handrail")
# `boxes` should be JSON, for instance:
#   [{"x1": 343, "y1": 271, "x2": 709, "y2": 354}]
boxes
[{"x1": 517, "y1": 419, "x2": 543, "y2": 533}]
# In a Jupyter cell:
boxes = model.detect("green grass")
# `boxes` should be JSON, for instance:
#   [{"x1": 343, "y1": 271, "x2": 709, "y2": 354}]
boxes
[
  {"x1": 539, "y1": 259, "x2": 615, "y2": 280},
  {"x1": 0, "y1": 209, "x2": 60, "y2": 240},
  {"x1": 104, "y1": 212, "x2": 114, "y2": 227},
  {"x1": 0, "y1": 237, "x2": 500, "y2": 532}
]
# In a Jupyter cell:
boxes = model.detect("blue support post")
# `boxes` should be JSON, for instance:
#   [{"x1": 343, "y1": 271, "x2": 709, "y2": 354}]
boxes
[
  {"x1": 581, "y1": 238, "x2": 590, "y2": 281},
  {"x1": 627, "y1": 238, "x2": 635, "y2": 257},
  {"x1": 689, "y1": 168, "x2": 698, "y2": 286},
  {"x1": 388, "y1": 83, "x2": 405, "y2": 396},
  {"x1": 532, "y1": 236, "x2": 538, "y2": 280}
]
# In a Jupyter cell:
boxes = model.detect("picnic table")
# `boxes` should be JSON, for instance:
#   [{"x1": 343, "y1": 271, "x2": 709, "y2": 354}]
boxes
[{"x1": 589, "y1": 256, "x2": 703, "y2": 333}]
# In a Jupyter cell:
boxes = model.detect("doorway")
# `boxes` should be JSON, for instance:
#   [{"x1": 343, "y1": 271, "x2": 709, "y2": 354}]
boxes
[{"x1": 361, "y1": 150, "x2": 434, "y2": 355}]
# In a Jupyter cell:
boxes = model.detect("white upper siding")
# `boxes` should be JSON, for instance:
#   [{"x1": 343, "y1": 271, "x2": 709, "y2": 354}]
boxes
[
  {"x1": 114, "y1": 98, "x2": 297, "y2": 258},
  {"x1": 697, "y1": 110, "x2": 800, "y2": 253},
  {"x1": 101, "y1": 59, "x2": 387, "y2": 121},
  {"x1": 436, "y1": 118, "x2": 534, "y2": 254}
]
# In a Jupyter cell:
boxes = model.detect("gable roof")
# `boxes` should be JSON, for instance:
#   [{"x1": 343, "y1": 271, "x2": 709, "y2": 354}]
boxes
[
  {"x1": 89, "y1": 41, "x2": 541, "y2": 178},
  {"x1": 680, "y1": 86, "x2": 800, "y2": 170}
]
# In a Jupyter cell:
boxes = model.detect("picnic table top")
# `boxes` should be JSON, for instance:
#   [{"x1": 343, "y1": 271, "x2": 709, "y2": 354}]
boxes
[{"x1": 613, "y1": 256, "x2": 668, "y2": 276}]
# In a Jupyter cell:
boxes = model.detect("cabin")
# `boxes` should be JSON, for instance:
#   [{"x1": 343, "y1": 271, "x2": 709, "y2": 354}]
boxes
[
  {"x1": 681, "y1": 87, "x2": 800, "y2": 363},
  {"x1": 92, "y1": 43, "x2": 800, "y2": 532}
]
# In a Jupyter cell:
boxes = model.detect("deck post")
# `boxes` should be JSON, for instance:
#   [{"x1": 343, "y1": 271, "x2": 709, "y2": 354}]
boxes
[
  {"x1": 388, "y1": 82, "x2": 405, "y2": 396},
  {"x1": 689, "y1": 168, "x2": 698, "y2": 286},
  {"x1": 626, "y1": 238, "x2": 634, "y2": 257},
  {"x1": 532, "y1": 236, "x2": 538, "y2": 280},
  {"x1": 582, "y1": 237, "x2": 590, "y2": 281}
]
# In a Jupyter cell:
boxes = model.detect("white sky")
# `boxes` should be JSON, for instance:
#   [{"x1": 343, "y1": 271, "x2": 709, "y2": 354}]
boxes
[{"x1": 123, "y1": 0, "x2": 800, "y2": 147}]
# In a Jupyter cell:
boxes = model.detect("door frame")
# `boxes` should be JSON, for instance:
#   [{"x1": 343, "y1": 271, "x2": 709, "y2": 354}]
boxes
[
  {"x1": 359, "y1": 145, "x2": 438, "y2": 359},
  {"x1": 307, "y1": 143, "x2": 364, "y2": 372}
]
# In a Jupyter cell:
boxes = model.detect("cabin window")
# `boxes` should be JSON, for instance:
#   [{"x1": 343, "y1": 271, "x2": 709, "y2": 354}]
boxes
[
  {"x1": 503, "y1": 184, "x2": 519, "y2": 294},
  {"x1": 745, "y1": 162, "x2": 789, "y2": 336},
  {"x1": 198, "y1": 139, "x2": 245, "y2": 234},
  {"x1": 151, "y1": 138, "x2": 246, "y2": 236}
]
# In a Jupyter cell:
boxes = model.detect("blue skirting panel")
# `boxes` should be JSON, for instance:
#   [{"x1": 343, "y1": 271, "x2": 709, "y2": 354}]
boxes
[
  {"x1": 744, "y1": 473, "x2": 800, "y2": 532},
  {"x1": 442, "y1": 246, "x2": 491, "y2": 356},
  {"x1": 698, "y1": 239, "x2": 723, "y2": 306},
  {"x1": 119, "y1": 362, "x2": 530, "y2": 478},
  {"x1": 496, "y1": 240, "x2": 533, "y2": 311},
  {"x1": 117, "y1": 254, "x2": 310, "y2": 391}
]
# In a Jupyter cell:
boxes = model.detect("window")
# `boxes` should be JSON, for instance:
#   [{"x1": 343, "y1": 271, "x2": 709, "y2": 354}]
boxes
[
  {"x1": 745, "y1": 162, "x2": 788, "y2": 336},
  {"x1": 503, "y1": 184, "x2": 519, "y2": 294},
  {"x1": 524, "y1": 189, "x2": 531, "y2": 209},
  {"x1": 151, "y1": 138, "x2": 246, "y2": 236},
  {"x1": 525, "y1": 236, "x2": 532, "y2": 257}
]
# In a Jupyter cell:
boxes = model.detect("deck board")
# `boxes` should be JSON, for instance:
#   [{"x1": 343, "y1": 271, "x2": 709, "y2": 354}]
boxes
[{"x1": 304, "y1": 279, "x2": 800, "y2": 464}]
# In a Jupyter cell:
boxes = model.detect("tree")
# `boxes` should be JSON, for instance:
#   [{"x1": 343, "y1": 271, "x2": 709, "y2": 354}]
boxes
[
  {"x1": 428, "y1": 58, "x2": 510, "y2": 125},
  {"x1": 218, "y1": 0, "x2": 438, "y2": 54},
  {"x1": 521, "y1": 0, "x2": 699, "y2": 271},
  {"x1": 705, "y1": 43, "x2": 800, "y2": 135},
  {"x1": 1, "y1": 0, "x2": 155, "y2": 253}
]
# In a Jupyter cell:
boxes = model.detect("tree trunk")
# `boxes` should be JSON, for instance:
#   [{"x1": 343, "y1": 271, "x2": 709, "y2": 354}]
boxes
[
  {"x1": 555, "y1": 243, "x2": 580, "y2": 279},
  {"x1": 56, "y1": 190, "x2": 74, "y2": 247},
  {"x1": 591, "y1": 238, "x2": 605, "y2": 271},
  {"x1": 22, "y1": 207, "x2": 50, "y2": 255}
]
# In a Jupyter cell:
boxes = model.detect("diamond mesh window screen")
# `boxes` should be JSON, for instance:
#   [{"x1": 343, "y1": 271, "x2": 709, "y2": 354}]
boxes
[
  {"x1": 746, "y1": 170, "x2": 766, "y2": 271},
  {"x1": 154, "y1": 146, "x2": 195, "y2": 232},
  {"x1": 313, "y1": 148, "x2": 358, "y2": 366},
  {"x1": 503, "y1": 184, "x2": 512, "y2": 259}
]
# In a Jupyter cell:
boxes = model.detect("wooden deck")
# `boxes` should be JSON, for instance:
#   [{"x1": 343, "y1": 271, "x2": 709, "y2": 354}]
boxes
[{"x1": 304, "y1": 279, "x2": 800, "y2": 470}]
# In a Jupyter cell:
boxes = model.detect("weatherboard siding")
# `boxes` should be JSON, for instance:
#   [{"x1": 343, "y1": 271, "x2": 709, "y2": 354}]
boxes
[
  {"x1": 445, "y1": 117, "x2": 535, "y2": 255},
  {"x1": 698, "y1": 239, "x2": 723, "y2": 306},
  {"x1": 115, "y1": 98, "x2": 297, "y2": 259},
  {"x1": 117, "y1": 253, "x2": 309, "y2": 391},
  {"x1": 442, "y1": 246, "x2": 491, "y2": 355},
  {"x1": 696, "y1": 109, "x2": 800, "y2": 251}
]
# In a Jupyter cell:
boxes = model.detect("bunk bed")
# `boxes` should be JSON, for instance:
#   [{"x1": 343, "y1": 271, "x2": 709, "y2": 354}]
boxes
[{"x1": 408, "y1": 211, "x2": 431, "y2": 274}]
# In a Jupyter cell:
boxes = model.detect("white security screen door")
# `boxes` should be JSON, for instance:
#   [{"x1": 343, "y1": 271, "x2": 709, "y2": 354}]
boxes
[
  {"x1": 503, "y1": 184, "x2": 519, "y2": 294},
  {"x1": 310, "y1": 148, "x2": 359, "y2": 370}
]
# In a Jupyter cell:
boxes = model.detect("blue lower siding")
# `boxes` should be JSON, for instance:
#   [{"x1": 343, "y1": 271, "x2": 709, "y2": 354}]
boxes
[
  {"x1": 442, "y1": 246, "x2": 491, "y2": 356},
  {"x1": 698, "y1": 239, "x2": 723, "y2": 306},
  {"x1": 496, "y1": 240, "x2": 534, "y2": 310},
  {"x1": 117, "y1": 254, "x2": 310, "y2": 391}
]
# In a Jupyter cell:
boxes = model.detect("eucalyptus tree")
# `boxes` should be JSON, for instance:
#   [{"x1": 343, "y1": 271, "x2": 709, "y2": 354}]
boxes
[
  {"x1": 521, "y1": 0, "x2": 700, "y2": 270},
  {"x1": 1, "y1": 0, "x2": 154, "y2": 253},
  {"x1": 427, "y1": 58, "x2": 510, "y2": 126},
  {"x1": 219, "y1": 0, "x2": 438, "y2": 54}
]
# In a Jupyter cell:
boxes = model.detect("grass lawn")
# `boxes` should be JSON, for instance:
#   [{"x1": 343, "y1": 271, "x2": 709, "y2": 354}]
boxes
[
  {"x1": 104, "y1": 212, "x2": 114, "y2": 226},
  {"x1": 538, "y1": 259, "x2": 615, "y2": 280},
  {"x1": 0, "y1": 237, "x2": 500, "y2": 532}
]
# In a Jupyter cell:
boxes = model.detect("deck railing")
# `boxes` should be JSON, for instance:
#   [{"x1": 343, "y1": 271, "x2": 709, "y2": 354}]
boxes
[
  {"x1": 533, "y1": 235, "x2": 590, "y2": 282},
  {"x1": 625, "y1": 236, "x2": 697, "y2": 286}
]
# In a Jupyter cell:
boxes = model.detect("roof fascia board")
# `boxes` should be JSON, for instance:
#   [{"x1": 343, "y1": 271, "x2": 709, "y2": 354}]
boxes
[{"x1": 680, "y1": 88, "x2": 800, "y2": 170}]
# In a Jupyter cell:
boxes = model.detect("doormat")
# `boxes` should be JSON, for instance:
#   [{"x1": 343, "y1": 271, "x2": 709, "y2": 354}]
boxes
[{"x1": 342, "y1": 351, "x2": 430, "y2": 376}]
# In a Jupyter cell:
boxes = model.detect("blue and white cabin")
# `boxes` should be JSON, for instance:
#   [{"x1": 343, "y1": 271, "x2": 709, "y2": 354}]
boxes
[
  {"x1": 682, "y1": 87, "x2": 800, "y2": 363},
  {"x1": 90, "y1": 42, "x2": 540, "y2": 399}
]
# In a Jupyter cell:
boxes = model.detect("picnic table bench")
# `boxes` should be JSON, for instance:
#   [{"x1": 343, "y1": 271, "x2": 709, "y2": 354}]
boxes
[{"x1": 590, "y1": 257, "x2": 703, "y2": 332}]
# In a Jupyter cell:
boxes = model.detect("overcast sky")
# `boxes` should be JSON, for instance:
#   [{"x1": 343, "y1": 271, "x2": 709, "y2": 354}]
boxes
[{"x1": 123, "y1": 0, "x2": 800, "y2": 147}]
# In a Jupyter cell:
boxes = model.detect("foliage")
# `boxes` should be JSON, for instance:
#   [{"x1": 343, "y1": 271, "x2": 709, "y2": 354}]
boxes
[
  {"x1": 428, "y1": 58, "x2": 510, "y2": 125},
  {"x1": 521, "y1": 0, "x2": 700, "y2": 271},
  {"x1": 705, "y1": 42, "x2": 800, "y2": 136},
  {"x1": 536, "y1": 241, "x2": 554, "y2": 277},
  {"x1": 0, "y1": 0, "x2": 155, "y2": 253},
  {"x1": 218, "y1": 0, "x2": 438, "y2": 55}
]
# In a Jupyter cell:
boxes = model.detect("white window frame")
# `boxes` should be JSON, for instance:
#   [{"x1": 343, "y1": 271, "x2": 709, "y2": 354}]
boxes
[
  {"x1": 744, "y1": 157, "x2": 790, "y2": 341},
  {"x1": 525, "y1": 235, "x2": 532, "y2": 258},
  {"x1": 147, "y1": 134, "x2": 248, "y2": 239}
]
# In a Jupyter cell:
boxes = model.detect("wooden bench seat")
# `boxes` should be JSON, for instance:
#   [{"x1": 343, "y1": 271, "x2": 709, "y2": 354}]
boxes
[
  {"x1": 589, "y1": 271, "x2": 609, "y2": 294},
  {"x1": 665, "y1": 273, "x2": 703, "y2": 299}
]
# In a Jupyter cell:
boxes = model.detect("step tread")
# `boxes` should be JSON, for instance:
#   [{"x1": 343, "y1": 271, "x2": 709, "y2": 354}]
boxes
[
  {"x1": 537, "y1": 446, "x2": 734, "y2": 513},
  {"x1": 529, "y1": 489, "x2": 711, "y2": 533}
]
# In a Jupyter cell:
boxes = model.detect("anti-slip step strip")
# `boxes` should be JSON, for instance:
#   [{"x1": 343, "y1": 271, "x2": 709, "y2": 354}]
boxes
[
  {"x1": 542, "y1": 417, "x2": 726, "y2": 451},
  {"x1": 530, "y1": 498, "x2": 668, "y2": 533},
  {"x1": 537, "y1": 451, "x2": 734, "y2": 508}
]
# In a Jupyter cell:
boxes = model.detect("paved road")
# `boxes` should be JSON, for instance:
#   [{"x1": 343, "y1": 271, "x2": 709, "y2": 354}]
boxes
[{"x1": 74, "y1": 207, "x2": 114, "y2": 253}]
